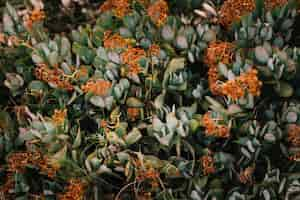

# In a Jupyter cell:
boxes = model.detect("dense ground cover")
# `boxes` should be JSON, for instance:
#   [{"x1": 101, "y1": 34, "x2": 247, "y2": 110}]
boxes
[{"x1": 0, "y1": 0, "x2": 300, "y2": 199}]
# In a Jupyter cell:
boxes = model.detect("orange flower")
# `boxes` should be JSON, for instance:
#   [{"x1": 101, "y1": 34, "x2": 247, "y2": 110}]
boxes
[
  {"x1": 0, "y1": 33, "x2": 5, "y2": 44},
  {"x1": 205, "y1": 41, "x2": 235, "y2": 66},
  {"x1": 200, "y1": 154, "x2": 216, "y2": 175},
  {"x1": 39, "y1": 156, "x2": 60, "y2": 178},
  {"x1": 288, "y1": 124, "x2": 300, "y2": 146},
  {"x1": 202, "y1": 112, "x2": 230, "y2": 138},
  {"x1": 127, "y1": 107, "x2": 140, "y2": 121},
  {"x1": 58, "y1": 179, "x2": 86, "y2": 200},
  {"x1": 136, "y1": 167, "x2": 160, "y2": 188},
  {"x1": 147, "y1": 0, "x2": 169, "y2": 26},
  {"x1": 103, "y1": 31, "x2": 131, "y2": 49},
  {"x1": 99, "y1": 0, "x2": 113, "y2": 12},
  {"x1": 7, "y1": 151, "x2": 35, "y2": 173},
  {"x1": 148, "y1": 44, "x2": 160, "y2": 56},
  {"x1": 221, "y1": 79, "x2": 245, "y2": 100},
  {"x1": 133, "y1": 158, "x2": 162, "y2": 190},
  {"x1": 99, "y1": 0, "x2": 131, "y2": 18},
  {"x1": 52, "y1": 109, "x2": 67, "y2": 126},
  {"x1": 75, "y1": 67, "x2": 88, "y2": 79},
  {"x1": 121, "y1": 47, "x2": 146, "y2": 76},
  {"x1": 208, "y1": 66, "x2": 221, "y2": 95},
  {"x1": 34, "y1": 64, "x2": 74, "y2": 91},
  {"x1": 100, "y1": 119, "x2": 108, "y2": 128},
  {"x1": 219, "y1": 0, "x2": 288, "y2": 28},
  {"x1": 30, "y1": 9, "x2": 46, "y2": 21},
  {"x1": 219, "y1": 0, "x2": 255, "y2": 28},
  {"x1": 221, "y1": 69, "x2": 262, "y2": 100},
  {"x1": 81, "y1": 79, "x2": 112, "y2": 96},
  {"x1": 205, "y1": 41, "x2": 235, "y2": 94},
  {"x1": 239, "y1": 68, "x2": 262, "y2": 97},
  {"x1": 7, "y1": 151, "x2": 58, "y2": 178},
  {"x1": 239, "y1": 166, "x2": 255, "y2": 184},
  {"x1": 24, "y1": 9, "x2": 46, "y2": 29}
]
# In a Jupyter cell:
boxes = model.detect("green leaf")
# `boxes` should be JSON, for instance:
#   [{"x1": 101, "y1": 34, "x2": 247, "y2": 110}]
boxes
[
  {"x1": 280, "y1": 19, "x2": 294, "y2": 30},
  {"x1": 255, "y1": 46, "x2": 270, "y2": 64},
  {"x1": 125, "y1": 128, "x2": 142, "y2": 146},
  {"x1": 6, "y1": 2, "x2": 19, "y2": 22},
  {"x1": 72, "y1": 43, "x2": 96, "y2": 64},
  {"x1": 163, "y1": 58, "x2": 186, "y2": 87},
  {"x1": 3, "y1": 13, "x2": 15, "y2": 35},
  {"x1": 254, "y1": 0, "x2": 264, "y2": 17},
  {"x1": 60, "y1": 37, "x2": 71, "y2": 57},
  {"x1": 123, "y1": 12, "x2": 139, "y2": 31},
  {"x1": 48, "y1": 51, "x2": 59, "y2": 66},
  {"x1": 28, "y1": 80, "x2": 47, "y2": 92},
  {"x1": 72, "y1": 129, "x2": 82, "y2": 148},
  {"x1": 126, "y1": 97, "x2": 144, "y2": 107},
  {"x1": 0, "y1": 111, "x2": 14, "y2": 134},
  {"x1": 202, "y1": 29, "x2": 216, "y2": 42},
  {"x1": 274, "y1": 81, "x2": 294, "y2": 97},
  {"x1": 89, "y1": 96, "x2": 105, "y2": 108},
  {"x1": 32, "y1": 53, "x2": 45, "y2": 64}
]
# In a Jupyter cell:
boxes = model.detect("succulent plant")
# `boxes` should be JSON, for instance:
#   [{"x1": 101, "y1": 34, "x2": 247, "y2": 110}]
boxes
[
  {"x1": 1, "y1": 0, "x2": 300, "y2": 199},
  {"x1": 233, "y1": 1, "x2": 297, "y2": 48}
]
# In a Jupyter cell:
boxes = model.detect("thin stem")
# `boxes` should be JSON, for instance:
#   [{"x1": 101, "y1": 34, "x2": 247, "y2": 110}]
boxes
[{"x1": 114, "y1": 181, "x2": 136, "y2": 200}]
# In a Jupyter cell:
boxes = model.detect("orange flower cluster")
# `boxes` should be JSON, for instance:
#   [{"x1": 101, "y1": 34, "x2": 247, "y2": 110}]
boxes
[
  {"x1": 81, "y1": 79, "x2": 112, "y2": 96},
  {"x1": 99, "y1": 0, "x2": 131, "y2": 18},
  {"x1": 136, "y1": 167, "x2": 160, "y2": 188},
  {"x1": 219, "y1": 0, "x2": 255, "y2": 28},
  {"x1": 147, "y1": 0, "x2": 169, "y2": 26},
  {"x1": 202, "y1": 112, "x2": 230, "y2": 138},
  {"x1": 288, "y1": 124, "x2": 300, "y2": 146},
  {"x1": 221, "y1": 69, "x2": 262, "y2": 100},
  {"x1": 35, "y1": 64, "x2": 74, "y2": 91},
  {"x1": 205, "y1": 41, "x2": 235, "y2": 94},
  {"x1": 239, "y1": 166, "x2": 255, "y2": 184},
  {"x1": 103, "y1": 31, "x2": 131, "y2": 49},
  {"x1": 200, "y1": 154, "x2": 216, "y2": 175},
  {"x1": 24, "y1": 9, "x2": 46, "y2": 29},
  {"x1": 136, "y1": 167, "x2": 160, "y2": 182},
  {"x1": 219, "y1": 0, "x2": 289, "y2": 28},
  {"x1": 58, "y1": 179, "x2": 86, "y2": 200},
  {"x1": 148, "y1": 44, "x2": 161, "y2": 56},
  {"x1": 205, "y1": 41, "x2": 235, "y2": 66},
  {"x1": 221, "y1": 79, "x2": 245, "y2": 100},
  {"x1": 207, "y1": 66, "x2": 221, "y2": 94},
  {"x1": 7, "y1": 151, "x2": 58, "y2": 178},
  {"x1": 133, "y1": 158, "x2": 161, "y2": 189},
  {"x1": 52, "y1": 109, "x2": 67, "y2": 126},
  {"x1": 121, "y1": 47, "x2": 146, "y2": 76},
  {"x1": 127, "y1": 107, "x2": 140, "y2": 121}
]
